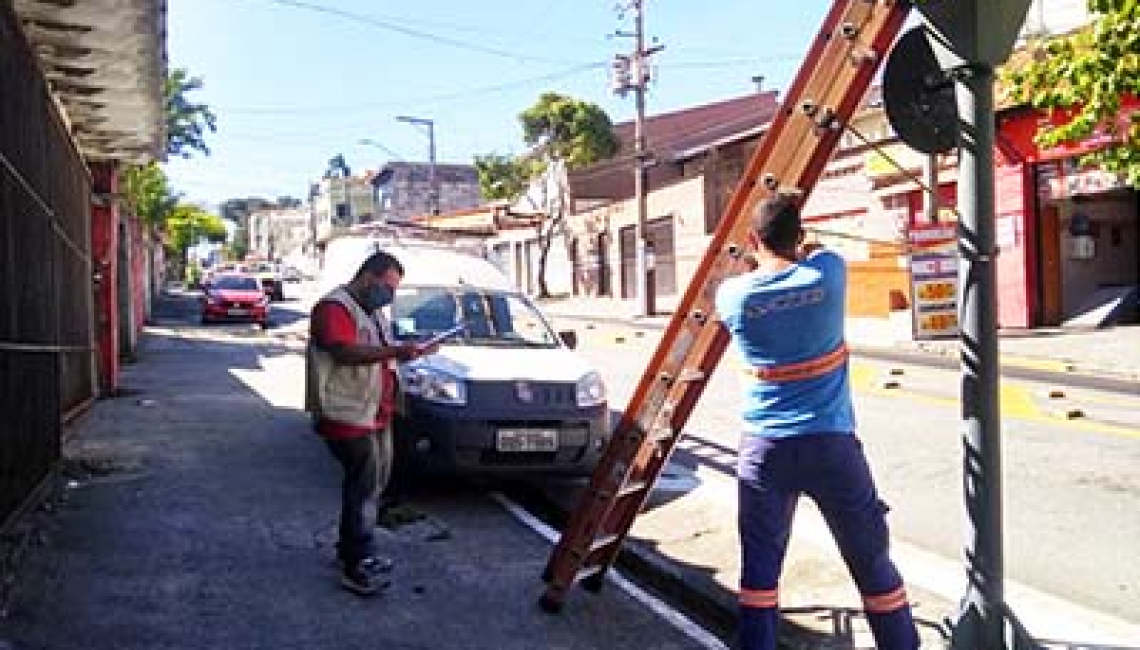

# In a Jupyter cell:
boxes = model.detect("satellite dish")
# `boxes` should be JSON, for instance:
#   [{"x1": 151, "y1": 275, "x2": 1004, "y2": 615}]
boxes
[{"x1": 883, "y1": 26, "x2": 959, "y2": 155}]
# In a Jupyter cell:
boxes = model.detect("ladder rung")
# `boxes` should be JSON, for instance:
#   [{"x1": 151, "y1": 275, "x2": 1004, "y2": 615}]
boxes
[
  {"x1": 617, "y1": 479, "x2": 650, "y2": 498},
  {"x1": 676, "y1": 368, "x2": 706, "y2": 382},
  {"x1": 574, "y1": 563, "x2": 605, "y2": 585},
  {"x1": 588, "y1": 533, "x2": 621, "y2": 554}
]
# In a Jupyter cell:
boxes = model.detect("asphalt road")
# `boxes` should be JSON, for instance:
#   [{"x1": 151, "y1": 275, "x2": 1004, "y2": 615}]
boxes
[
  {"x1": 5, "y1": 288, "x2": 725, "y2": 650},
  {"x1": 551, "y1": 317, "x2": 1140, "y2": 625}
]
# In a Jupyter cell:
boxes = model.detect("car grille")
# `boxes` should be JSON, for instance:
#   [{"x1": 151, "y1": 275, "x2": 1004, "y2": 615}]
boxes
[
  {"x1": 467, "y1": 381, "x2": 577, "y2": 410},
  {"x1": 222, "y1": 300, "x2": 258, "y2": 308}
]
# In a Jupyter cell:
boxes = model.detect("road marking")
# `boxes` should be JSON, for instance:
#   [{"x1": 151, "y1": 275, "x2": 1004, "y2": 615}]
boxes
[
  {"x1": 852, "y1": 368, "x2": 1140, "y2": 440},
  {"x1": 488, "y1": 492, "x2": 729, "y2": 650}
]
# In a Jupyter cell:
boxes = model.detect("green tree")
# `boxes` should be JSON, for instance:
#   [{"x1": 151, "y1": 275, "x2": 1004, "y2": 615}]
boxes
[
  {"x1": 474, "y1": 153, "x2": 531, "y2": 201},
  {"x1": 166, "y1": 205, "x2": 227, "y2": 275},
  {"x1": 166, "y1": 68, "x2": 219, "y2": 158},
  {"x1": 120, "y1": 66, "x2": 217, "y2": 249},
  {"x1": 1005, "y1": 1, "x2": 1140, "y2": 186},
  {"x1": 120, "y1": 163, "x2": 180, "y2": 227},
  {"x1": 480, "y1": 93, "x2": 618, "y2": 298},
  {"x1": 520, "y1": 92, "x2": 619, "y2": 166}
]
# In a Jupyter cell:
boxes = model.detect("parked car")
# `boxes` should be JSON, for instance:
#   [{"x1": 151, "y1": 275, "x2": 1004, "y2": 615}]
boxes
[
  {"x1": 246, "y1": 261, "x2": 285, "y2": 301},
  {"x1": 200, "y1": 273, "x2": 270, "y2": 328},
  {"x1": 316, "y1": 236, "x2": 610, "y2": 477}
]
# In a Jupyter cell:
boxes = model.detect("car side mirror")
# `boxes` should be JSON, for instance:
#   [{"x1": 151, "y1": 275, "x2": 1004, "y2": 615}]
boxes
[{"x1": 558, "y1": 330, "x2": 578, "y2": 350}]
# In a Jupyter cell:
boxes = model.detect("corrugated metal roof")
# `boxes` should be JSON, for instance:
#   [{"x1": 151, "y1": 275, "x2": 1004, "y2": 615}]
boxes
[{"x1": 13, "y1": 0, "x2": 166, "y2": 163}]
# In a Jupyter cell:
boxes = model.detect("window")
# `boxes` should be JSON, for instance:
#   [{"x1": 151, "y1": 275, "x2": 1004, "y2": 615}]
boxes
[{"x1": 391, "y1": 287, "x2": 558, "y2": 348}]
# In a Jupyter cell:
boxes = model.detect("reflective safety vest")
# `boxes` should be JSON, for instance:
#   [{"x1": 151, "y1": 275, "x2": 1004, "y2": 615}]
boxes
[{"x1": 305, "y1": 287, "x2": 391, "y2": 428}]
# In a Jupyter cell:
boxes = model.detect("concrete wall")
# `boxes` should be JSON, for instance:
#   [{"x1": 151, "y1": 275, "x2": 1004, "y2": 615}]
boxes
[{"x1": 571, "y1": 176, "x2": 706, "y2": 312}]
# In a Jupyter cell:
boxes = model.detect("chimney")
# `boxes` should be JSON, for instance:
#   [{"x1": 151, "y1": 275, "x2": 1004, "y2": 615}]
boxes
[{"x1": 751, "y1": 75, "x2": 765, "y2": 93}]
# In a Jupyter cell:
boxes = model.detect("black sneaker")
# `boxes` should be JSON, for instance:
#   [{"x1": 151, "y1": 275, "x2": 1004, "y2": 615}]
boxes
[{"x1": 340, "y1": 558, "x2": 391, "y2": 597}]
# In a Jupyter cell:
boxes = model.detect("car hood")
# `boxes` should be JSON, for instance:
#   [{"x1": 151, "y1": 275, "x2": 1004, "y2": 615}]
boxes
[
  {"x1": 411, "y1": 345, "x2": 597, "y2": 383},
  {"x1": 211, "y1": 290, "x2": 264, "y2": 301}
]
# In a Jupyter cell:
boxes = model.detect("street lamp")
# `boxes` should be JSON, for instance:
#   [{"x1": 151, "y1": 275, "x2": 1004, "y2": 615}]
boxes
[
  {"x1": 396, "y1": 115, "x2": 438, "y2": 215},
  {"x1": 357, "y1": 138, "x2": 403, "y2": 161}
]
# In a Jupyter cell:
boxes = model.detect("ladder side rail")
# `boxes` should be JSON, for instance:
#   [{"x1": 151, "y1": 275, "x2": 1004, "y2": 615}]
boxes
[
  {"x1": 541, "y1": 0, "x2": 914, "y2": 610},
  {"x1": 652, "y1": 0, "x2": 914, "y2": 437},
  {"x1": 584, "y1": 0, "x2": 915, "y2": 578}
]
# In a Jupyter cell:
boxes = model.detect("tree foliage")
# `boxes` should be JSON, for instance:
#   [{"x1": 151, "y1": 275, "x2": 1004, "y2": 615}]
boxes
[
  {"x1": 474, "y1": 153, "x2": 533, "y2": 201},
  {"x1": 520, "y1": 92, "x2": 619, "y2": 167},
  {"x1": 1005, "y1": 1, "x2": 1140, "y2": 186},
  {"x1": 166, "y1": 68, "x2": 218, "y2": 159},
  {"x1": 166, "y1": 205, "x2": 227, "y2": 254},
  {"x1": 475, "y1": 93, "x2": 618, "y2": 298},
  {"x1": 120, "y1": 66, "x2": 217, "y2": 249},
  {"x1": 120, "y1": 163, "x2": 179, "y2": 227}
]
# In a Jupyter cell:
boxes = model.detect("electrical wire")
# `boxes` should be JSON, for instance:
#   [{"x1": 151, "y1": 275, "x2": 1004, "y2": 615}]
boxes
[
  {"x1": 223, "y1": 62, "x2": 607, "y2": 115},
  {"x1": 842, "y1": 122, "x2": 963, "y2": 223},
  {"x1": 251, "y1": 0, "x2": 588, "y2": 65}
]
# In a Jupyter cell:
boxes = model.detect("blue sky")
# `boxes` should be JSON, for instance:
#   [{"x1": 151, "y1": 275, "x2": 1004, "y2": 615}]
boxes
[{"x1": 165, "y1": 0, "x2": 835, "y2": 208}]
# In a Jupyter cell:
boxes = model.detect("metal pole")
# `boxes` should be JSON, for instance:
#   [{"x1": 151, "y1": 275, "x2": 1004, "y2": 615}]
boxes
[
  {"x1": 925, "y1": 153, "x2": 940, "y2": 223},
  {"x1": 950, "y1": 59, "x2": 1008, "y2": 649},
  {"x1": 633, "y1": 0, "x2": 653, "y2": 317},
  {"x1": 428, "y1": 120, "x2": 439, "y2": 215}
]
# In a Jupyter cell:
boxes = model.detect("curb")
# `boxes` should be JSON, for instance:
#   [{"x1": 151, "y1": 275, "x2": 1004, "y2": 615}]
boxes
[{"x1": 544, "y1": 311, "x2": 1140, "y2": 394}]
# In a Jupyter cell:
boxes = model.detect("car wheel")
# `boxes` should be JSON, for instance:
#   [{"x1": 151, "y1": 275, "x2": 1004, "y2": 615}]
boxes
[{"x1": 258, "y1": 320, "x2": 271, "y2": 330}]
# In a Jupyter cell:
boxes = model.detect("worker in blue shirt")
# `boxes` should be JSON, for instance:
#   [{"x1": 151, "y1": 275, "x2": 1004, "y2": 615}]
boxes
[{"x1": 715, "y1": 194, "x2": 920, "y2": 650}]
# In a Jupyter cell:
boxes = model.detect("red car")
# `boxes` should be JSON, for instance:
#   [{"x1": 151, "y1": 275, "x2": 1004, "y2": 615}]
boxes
[{"x1": 200, "y1": 273, "x2": 270, "y2": 328}]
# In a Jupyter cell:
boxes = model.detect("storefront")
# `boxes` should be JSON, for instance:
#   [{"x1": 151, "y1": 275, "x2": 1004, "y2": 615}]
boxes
[{"x1": 998, "y1": 99, "x2": 1140, "y2": 327}]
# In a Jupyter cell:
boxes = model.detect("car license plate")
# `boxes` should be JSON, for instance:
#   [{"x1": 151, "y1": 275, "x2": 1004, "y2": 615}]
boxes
[
  {"x1": 228, "y1": 308, "x2": 248, "y2": 316},
  {"x1": 495, "y1": 429, "x2": 558, "y2": 452}
]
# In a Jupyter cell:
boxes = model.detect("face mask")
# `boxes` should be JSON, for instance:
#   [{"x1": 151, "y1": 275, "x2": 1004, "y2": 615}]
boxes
[{"x1": 366, "y1": 284, "x2": 394, "y2": 310}]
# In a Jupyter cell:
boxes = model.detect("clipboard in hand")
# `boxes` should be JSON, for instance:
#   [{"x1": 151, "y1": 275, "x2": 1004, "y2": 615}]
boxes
[{"x1": 418, "y1": 323, "x2": 465, "y2": 350}]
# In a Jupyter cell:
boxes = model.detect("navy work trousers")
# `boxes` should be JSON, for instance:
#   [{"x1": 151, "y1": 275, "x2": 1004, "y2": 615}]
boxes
[
  {"x1": 325, "y1": 429, "x2": 392, "y2": 565},
  {"x1": 736, "y1": 433, "x2": 919, "y2": 650}
]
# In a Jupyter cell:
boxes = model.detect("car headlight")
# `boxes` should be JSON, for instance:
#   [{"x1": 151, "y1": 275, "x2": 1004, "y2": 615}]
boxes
[
  {"x1": 576, "y1": 371, "x2": 607, "y2": 408},
  {"x1": 404, "y1": 366, "x2": 466, "y2": 405}
]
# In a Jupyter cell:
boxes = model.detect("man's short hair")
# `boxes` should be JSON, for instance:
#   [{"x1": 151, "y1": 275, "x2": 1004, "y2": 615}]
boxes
[
  {"x1": 355, "y1": 250, "x2": 404, "y2": 279},
  {"x1": 753, "y1": 194, "x2": 802, "y2": 254}
]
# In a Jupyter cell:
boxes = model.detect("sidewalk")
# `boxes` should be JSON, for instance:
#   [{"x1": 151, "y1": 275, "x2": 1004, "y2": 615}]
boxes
[{"x1": 537, "y1": 295, "x2": 1140, "y2": 385}]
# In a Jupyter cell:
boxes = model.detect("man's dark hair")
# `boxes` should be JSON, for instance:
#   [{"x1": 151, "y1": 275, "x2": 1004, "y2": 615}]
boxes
[
  {"x1": 753, "y1": 194, "x2": 802, "y2": 254},
  {"x1": 355, "y1": 250, "x2": 404, "y2": 279}
]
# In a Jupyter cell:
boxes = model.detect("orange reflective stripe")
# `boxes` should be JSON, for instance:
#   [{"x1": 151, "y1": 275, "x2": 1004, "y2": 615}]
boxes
[
  {"x1": 862, "y1": 586, "x2": 908, "y2": 613},
  {"x1": 739, "y1": 587, "x2": 779, "y2": 609},
  {"x1": 746, "y1": 342, "x2": 849, "y2": 383}
]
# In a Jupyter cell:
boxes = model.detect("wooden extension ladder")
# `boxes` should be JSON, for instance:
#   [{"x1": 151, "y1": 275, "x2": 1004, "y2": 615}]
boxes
[{"x1": 539, "y1": 0, "x2": 914, "y2": 613}]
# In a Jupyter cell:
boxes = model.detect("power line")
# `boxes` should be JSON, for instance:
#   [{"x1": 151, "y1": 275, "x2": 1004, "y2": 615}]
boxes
[
  {"x1": 250, "y1": 0, "x2": 587, "y2": 65},
  {"x1": 223, "y1": 62, "x2": 607, "y2": 115}
]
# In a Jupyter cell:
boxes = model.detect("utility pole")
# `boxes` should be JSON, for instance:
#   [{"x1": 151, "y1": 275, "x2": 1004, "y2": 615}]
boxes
[
  {"x1": 397, "y1": 115, "x2": 439, "y2": 216},
  {"x1": 613, "y1": 0, "x2": 663, "y2": 317}
]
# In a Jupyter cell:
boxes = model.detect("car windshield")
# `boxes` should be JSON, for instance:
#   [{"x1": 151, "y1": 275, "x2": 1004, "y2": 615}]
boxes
[
  {"x1": 212, "y1": 276, "x2": 260, "y2": 291},
  {"x1": 391, "y1": 287, "x2": 559, "y2": 349}
]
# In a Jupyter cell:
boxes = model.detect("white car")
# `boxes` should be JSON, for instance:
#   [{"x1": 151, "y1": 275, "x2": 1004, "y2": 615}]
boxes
[{"x1": 318, "y1": 236, "x2": 610, "y2": 476}]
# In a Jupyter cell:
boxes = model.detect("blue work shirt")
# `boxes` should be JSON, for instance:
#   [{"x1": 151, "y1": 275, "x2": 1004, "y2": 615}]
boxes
[{"x1": 715, "y1": 249, "x2": 855, "y2": 437}]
